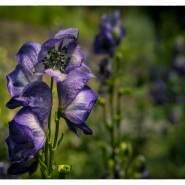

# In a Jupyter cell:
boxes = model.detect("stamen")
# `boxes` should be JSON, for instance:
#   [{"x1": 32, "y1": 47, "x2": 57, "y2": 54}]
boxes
[{"x1": 42, "y1": 47, "x2": 69, "y2": 72}]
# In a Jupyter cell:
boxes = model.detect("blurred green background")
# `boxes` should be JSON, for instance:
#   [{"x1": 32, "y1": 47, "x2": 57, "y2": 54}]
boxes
[{"x1": 0, "y1": 6, "x2": 185, "y2": 179}]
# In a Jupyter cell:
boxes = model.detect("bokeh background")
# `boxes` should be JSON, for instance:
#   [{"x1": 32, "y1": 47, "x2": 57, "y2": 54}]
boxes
[{"x1": 0, "y1": 6, "x2": 185, "y2": 179}]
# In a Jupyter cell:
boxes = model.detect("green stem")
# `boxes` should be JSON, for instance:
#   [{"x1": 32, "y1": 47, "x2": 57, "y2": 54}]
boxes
[
  {"x1": 53, "y1": 112, "x2": 60, "y2": 150},
  {"x1": 45, "y1": 77, "x2": 54, "y2": 177}
]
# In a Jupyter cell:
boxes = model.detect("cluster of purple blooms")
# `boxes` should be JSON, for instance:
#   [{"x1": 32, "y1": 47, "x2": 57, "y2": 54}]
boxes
[
  {"x1": 94, "y1": 10, "x2": 125, "y2": 58},
  {"x1": 6, "y1": 28, "x2": 98, "y2": 175},
  {"x1": 150, "y1": 36, "x2": 185, "y2": 106},
  {"x1": 93, "y1": 10, "x2": 125, "y2": 92}
]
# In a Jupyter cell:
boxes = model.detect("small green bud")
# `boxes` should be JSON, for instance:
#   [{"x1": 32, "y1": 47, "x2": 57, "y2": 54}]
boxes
[
  {"x1": 114, "y1": 114, "x2": 121, "y2": 122},
  {"x1": 118, "y1": 87, "x2": 132, "y2": 96},
  {"x1": 57, "y1": 106, "x2": 65, "y2": 118},
  {"x1": 97, "y1": 97, "x2": 105, "y2": 106},
  {"x1": 116, "y1": 52, "x2": 123, "y2": 61},
  {"x1": 133, "y1": 155, "x2": 146, "y2": 172},
  {"x1": 58, "y1": 165, "x2": 72, "y2": 178},
  {"x1": 107, "y1": 159, "x2": 115, "y2": 170},
  {"x1": 119, "y1": 142, "x2": 133, "y2": 158}
]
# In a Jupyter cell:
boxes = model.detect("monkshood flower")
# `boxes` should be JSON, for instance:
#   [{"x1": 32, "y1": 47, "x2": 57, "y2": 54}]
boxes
[
  {"x1": 7, "y1": 156, "x2": 38, "y2": 175},
  {"x1": 6, "y1": 81, "x2": 52, "y2": 174},
  {"x1": 57, "y1": 84, "x2": 98, "y2": 136},
  {"x1": 99, "y1": 10, "x2": 125, "y2": 45},
  {"x1": 94, "y1": 10, "x2": 125, "y2": 57},
  {"x1": 149, "y1": 80, "x2": 170, "y2": 105},
  {"x1": 94, "y1": 30, "x2": 116, "y2": 57},
  {"x1": 6, "y1": 81, "x2": 52, "y2": 131},
  {"x1": 6, "y1": 42, "x2": 42, "y2": 97},
  {"x1": 37, "y1": 28, "x2": 84, "y2": 82}
]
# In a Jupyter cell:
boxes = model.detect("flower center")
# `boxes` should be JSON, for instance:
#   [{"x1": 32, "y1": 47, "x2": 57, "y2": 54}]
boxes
[{"x1": 42, "y1": 47, "x2": 68, "y2": 72}]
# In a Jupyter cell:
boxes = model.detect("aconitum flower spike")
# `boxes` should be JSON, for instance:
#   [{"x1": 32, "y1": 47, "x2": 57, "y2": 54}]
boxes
[
  {"x1": 57, "y1": 85, "x2": 98, "y2": 136},
  {"x1": 100, "y1": 10, "x2": 125, "y2": 45},
  {"x1": 94, "y1": 10, "x2": 125, "y2": 57},
  {"x1": 6, "y1": 81, "x2": 52, "y2": 132},
  {"x1": 6, "y1": 42, "x2": 42, "y2": 97},
  {"x1": 37, "y1": 28, "x2": 84, "y2": 82}
]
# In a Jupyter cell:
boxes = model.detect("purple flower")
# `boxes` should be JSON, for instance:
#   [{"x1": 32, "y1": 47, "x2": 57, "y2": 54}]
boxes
[
  {"x1": 6, "y1": 81, "x2": 52, "y2": 174},
  {"x1": 57, "y1": 85, "x2": 98, "y2": 136},
  {"x1": 6, "y1": 107, "x2": 46, "y2": 162},
  {"x1": 100, "y1": 10, "x2": 125, "y2": 45},
  {"x1": 37, "y1": 28, "x2": 84, "y2": 82},
  {"x1": 6, "y1": 42, "x2": 42, "y2": 97},
  {"x1": 94, "y1": 30, "x2": 116, "y2": 57},
  {"x1": 7, "y1": 156, "x2": 38, "y2": 175},
  {"x1": 94, "y1": 10, "x2": 125, "y2": 57},
  {"x1": 150, "y1": 80, "x2": 170, "y2": 105},
  {"x1": 6, "y1": 81, "x2": 52, "y2": 131}
]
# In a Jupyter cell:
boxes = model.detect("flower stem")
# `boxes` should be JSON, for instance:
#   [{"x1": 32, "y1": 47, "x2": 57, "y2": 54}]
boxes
[{"x1": 44, "y1": 77, "x2": 54, "y2": 178}]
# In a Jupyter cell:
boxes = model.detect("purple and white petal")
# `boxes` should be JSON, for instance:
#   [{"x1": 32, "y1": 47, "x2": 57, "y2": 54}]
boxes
[
  {"x1": 13, "y1": 107, "x2": 46, "y2": 149},
  {"x1": 6, "y1": 65, "x2": 30, "y2": 97},
  {"x1": 7, "y1": 156, "x2": 38, "y2": 175},
  {"x1": 64, "y1": 41, "x2": 84, "y2": 73},
  {"x1": 15, "y1": 41, "x2": 42, "y2": 82},
  {"x1": 64, "y1": 118, "x2": 93, "y2": 136},
  {"x1": 54, "y1": 28, "x2": 79, "y2": 39},
  {"x1": 64, "y1": 85, "x2": 98, "y2": 124},
  {"x1": 57, "y1": 63, "x2": 95, "y2": 107},
  {"x1": 38, "y1": 38, "x2": 64, "y2": 63},
  {"x1": 6, "y1": 81, "x2": 52, "y2": 126},
  {"x1": 45, "y1": 68, "x2": 67, "y2": 82}
]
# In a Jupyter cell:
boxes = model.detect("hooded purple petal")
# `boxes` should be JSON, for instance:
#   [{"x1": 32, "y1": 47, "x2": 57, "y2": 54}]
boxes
[
  {"x1": 64, "y1": 41, "x2": 84, "y2": 73},
  {"x1": 54, "y1": 28, "x2": 79, "y2": 39},
  {"x1": 6, "y1": 81, "x2": 52, "y2": 131},
  {"x1": 6, "y1": 107, "x2": 46, "y2": 162},
  {"x1": 57, "y1": 63, "x2": 95, "y2": 108},
  {"x1": 38, "y1": 28, "x2": 83, "y2": 81},
  {"x1": 6, "y1": 42, "x2": 42, "y2": 97},
  {"x1": 7, "y1": 156, "x2": 38, "y2": 175},
  {"x1": 14, "y1": 41, "x2": 42, "y2": 82},
  {"x1": 6, "y1": 65, "x2": 30, "y2": 97},
  {"x1": 64, "y1": 118, "x2": 93, "y2": 136},
  {"x1": 64, "y1": 85, "x2": 98, "y2": 124}
]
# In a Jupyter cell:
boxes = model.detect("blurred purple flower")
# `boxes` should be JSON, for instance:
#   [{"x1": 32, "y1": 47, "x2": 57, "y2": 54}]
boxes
[
  {"x1": 37, "y1": 28, "x2": 84, "y2": 82},
  {"x1": 94, "y1": 30, "x2": 115, "y2": 57},
  {"x1": 5, "y1": 81, "x2": 52, "y2": 174},
  {"x1": 150, "y1": 80, "x2": 169, "y2": 105},
  {"x1": 6, "y1": 42, "x2": 42, "y2": 97},
  {"x1": 57, "y1": 85, "x2": 98, "y2": 136},
  {"x1": 100, "y1": 10, "x2": 125, "y2": 45},
  {"x1": 94, "y1": 10, "x2": 125, "y2": 57}
]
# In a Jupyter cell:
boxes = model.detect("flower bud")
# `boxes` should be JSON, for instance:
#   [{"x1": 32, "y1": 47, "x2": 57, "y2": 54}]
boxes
[
  {"x1": 97, "y1": 97, "x2": 105, "y2": 106},
  {"x1": 118, "y1": 87, "x2": 131, "y2": 96},
  {"x1": 107, "y1": 159, "x2": 115, "y2": 170},
  {"x1": 58, "y1": 165, "x2": 72, "y2": 178},
  {"x1": 119, "y1": 142, "x2": 133, "y2": 158},
  {"x1": 116, "y1": 52, "x2": 123, "y2": 62}
]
